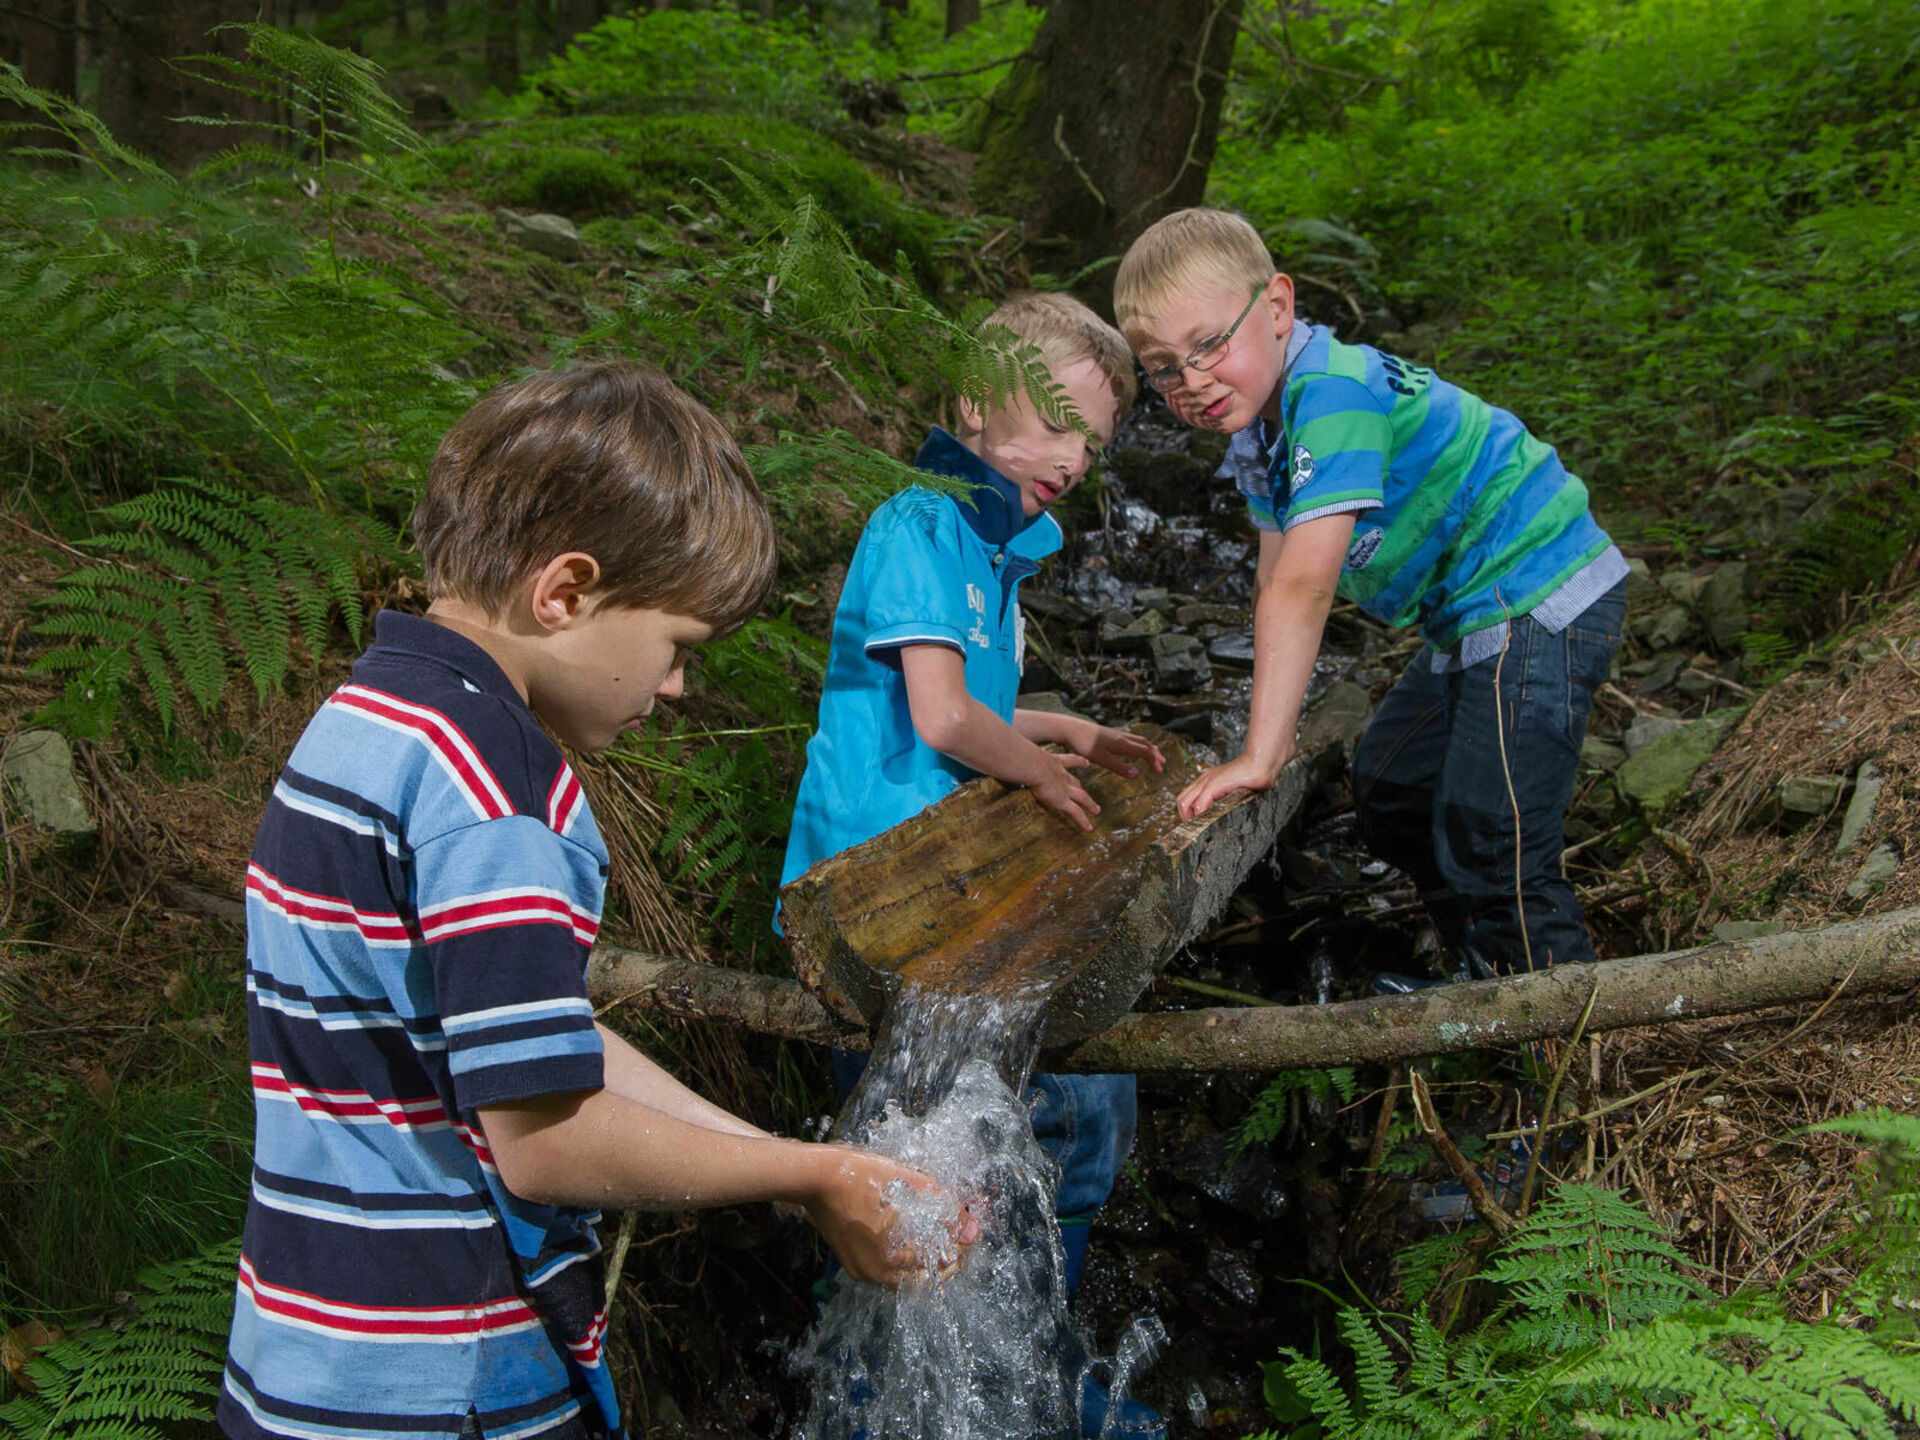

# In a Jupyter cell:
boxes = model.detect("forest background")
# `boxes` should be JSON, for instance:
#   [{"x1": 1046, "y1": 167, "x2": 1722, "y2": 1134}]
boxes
[{"x1": 3, "y1": 0, "x2": 1920, "y2": 1435}]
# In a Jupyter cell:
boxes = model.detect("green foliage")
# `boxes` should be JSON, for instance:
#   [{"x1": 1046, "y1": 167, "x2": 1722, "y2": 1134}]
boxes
[
  {"x1": 30, "y1": 477, "x2": 393, "y2": 734},
  {"x1": 1266, "y1": 1177, "x2": 1920, "y2": 1439},
  {"x1": 427, "y1": 111, "x2": 944, "y2": 277},
  {"x1": 1230, "y1": 1067, "x2": 1358, "y2": 1162},
  {"x1": 0, "y1": 1237, "x2": 236, "y2": 1440},
  {"x1": 527, "y1": 8, "x2": 857, "y2": 125},
  {"x1": 1215, "y1": 0, "x2": 1920, "y2": 521}
]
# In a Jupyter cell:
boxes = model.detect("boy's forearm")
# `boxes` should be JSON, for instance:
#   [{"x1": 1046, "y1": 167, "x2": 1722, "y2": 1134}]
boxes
[
  {"x1": 595, "y1": 1023, "x2": 769, "y2": 1139},
  {"x1": 1244, "y1": 573, "x2": 1337, "y2": 771},
  {"x1": 934, "y1": 702, "x2": 1057, "y2": 785},
  {"x1": 1012, "y1": 707, "x2": 1087, "y2": 749},
  {"x1": 480, "y1": 1087, "x2": 833, "y2": 1211}
]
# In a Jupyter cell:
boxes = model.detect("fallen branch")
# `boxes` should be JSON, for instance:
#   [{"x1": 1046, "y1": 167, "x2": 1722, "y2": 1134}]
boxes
[
  {"x1": 164, "y1": 883, "x2": 1920, "y2": 1076},
  {"x1": 1058, "y1": 906, "x2": 1920, "y2": 1074}
]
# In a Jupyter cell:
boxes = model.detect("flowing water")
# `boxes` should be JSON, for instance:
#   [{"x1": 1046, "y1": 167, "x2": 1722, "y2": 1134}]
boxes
[{"x1": 792, "y1": 985, "x2": 1165, "y2": 1440}]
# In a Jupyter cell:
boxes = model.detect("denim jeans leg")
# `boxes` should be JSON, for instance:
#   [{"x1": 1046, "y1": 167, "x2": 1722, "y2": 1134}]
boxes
[
  {"x1": 1351, "y1": 650, "x2": 1473, "y2": 953},
  {"x1": 1028, "y1": 1071, "x2": 1138, "y2": 1295},
  {"x1": 1433, "y1": 588, "x2": 1624, "y2": 972}
]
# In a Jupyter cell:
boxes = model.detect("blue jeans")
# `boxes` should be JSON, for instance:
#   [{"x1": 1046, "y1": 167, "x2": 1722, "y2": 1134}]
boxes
[
  {"x1": 831, "y1": 1052, "x2": 1136, "y2": 1294},
  {"x1": 1350, "y1": 584, "x2": 1625, "y2": 975}
]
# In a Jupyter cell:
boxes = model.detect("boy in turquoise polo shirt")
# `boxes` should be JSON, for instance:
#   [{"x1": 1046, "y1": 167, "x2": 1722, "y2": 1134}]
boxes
[
  {"x1": 1115, "y1": 208, "x2": 1627, "y2": 982},
  {"x1": 781, "y1": 294, "x2": 1163, "y2": 1313}
]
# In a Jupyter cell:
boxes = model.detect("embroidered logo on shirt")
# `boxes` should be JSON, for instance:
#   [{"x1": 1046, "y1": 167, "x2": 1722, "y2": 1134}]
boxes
[
  {"x1": 1345, "y1": 528, "x2": 1385, "y2": 571},
  {"x1": 966, "y1": 582, "x2": 990, "y2": 649},
  {"x1": 1290, "y1": 443, "x2": 1315, "y2": 493}
]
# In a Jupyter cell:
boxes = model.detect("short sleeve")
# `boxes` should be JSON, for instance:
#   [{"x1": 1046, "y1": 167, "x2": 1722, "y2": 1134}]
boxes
[
  {"x1": 858, "y1": 496, "x2": 970, "y2": 660},
  {"x1": 1281, "y1": 377, "x2": 1391, "y2": 529},
  {"x1": 413, "y1": 815, "x2": 604, "y2": 1111}
]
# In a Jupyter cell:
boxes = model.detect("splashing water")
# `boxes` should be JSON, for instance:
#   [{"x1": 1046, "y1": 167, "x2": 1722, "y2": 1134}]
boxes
[{"x1": 792, "y1": 986, "x2": 1162, "y2": 1440}]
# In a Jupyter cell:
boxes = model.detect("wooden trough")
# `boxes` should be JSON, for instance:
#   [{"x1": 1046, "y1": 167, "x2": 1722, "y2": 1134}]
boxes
[{"x1": 778, "y1": 722, "x2": 1311, "y2": 1050}]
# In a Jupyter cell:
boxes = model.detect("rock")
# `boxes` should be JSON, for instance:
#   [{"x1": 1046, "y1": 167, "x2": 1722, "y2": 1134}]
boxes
[
  {"x1": 1625, "y1": 714, "x2": 1687, "y2": 754},
  {"x1": 1206, "y1": 632, "x2": 1257, "y2": 669},
  {"x1": 1835, "y1": 759, "x2": 1885, "y2": 858},
  {"x1": 1845, "y1": 842, "x2": 1900, "y2": 900},
  {"x1": 1101, "y1": 607, "x2": 1170, "y2": 651},
  {"x1": 1697, "y1": 562, "x2": 1750, "y2": 652},
  {"x1": 1616, "y1": 713, "x2": 1735, "y2": 813},
  {"x1": 494, "y1": 209, "x2": 586, "y2": 262},
  {"x1": 1712, "y1": 920, "x2": 1786, "y2": 944},
  {"x1": 1624, "y1": 556, "x2": 1660, "y2": 608},
  {"x1": 1659, "y1": 567, "x2": 1706, "y2": 605},
  {"x1": 1633, "y1": 653, "x2": 1686, "y2": 696},
  {"x1": 1775, "y1": 774, "x2": 1844, "y2": 818},
  {"x1": 1636, "y1": 604, "x2": 1694, "y2": 650},
  {"x1": 1675, "y1": 667, "x2": 1717, "y2": 701},
  {"x1": 1018, "y1": 590, "x2": 1093, "y2": 627},
  {"x1": 1105, "y1": 447, "x2": 1216, "y2": 517},
  {"x1": 2, "y1": 729, "x2": 95, "y2": 835},
  {"x1": 1015, "y1": 691, "x2": 1090, "y2": 721},
  {"x1": 1133, "y1": 587, "x2": 1176, "y2": 617},
  {"x1": 1175, "y1": 602, "x2": 1250, "y2": 629},
  {"x1": 1297, "y1": 680, "x2": 1372, "y2": 753},
  {"x1": 1149, "y1": 632, "x2": 1212, "y2": 691},
  {"x1": 1580, "y1": 734, "x2": 1627, "y2": 773}
]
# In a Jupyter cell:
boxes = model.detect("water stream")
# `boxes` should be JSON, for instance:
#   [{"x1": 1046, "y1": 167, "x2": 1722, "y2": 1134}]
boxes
[{"x1": 792, "y1": 985, "x2": 1164, "y2": 1440}]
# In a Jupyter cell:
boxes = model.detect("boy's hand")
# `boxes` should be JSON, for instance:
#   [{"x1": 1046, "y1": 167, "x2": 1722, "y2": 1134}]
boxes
[
  {"x1": 1029, "y1": 749, "x2": 1100, "y2": 831},
  {"x1": 1176, "y1": 746, "x2": 1291, "y2": 820},
  {"x1": 1067, "y1": 722, "x2": 1166, "y2": 779},
  {"x1": 805, "y1": 1148, "x2": 981, "y2": 1286}
]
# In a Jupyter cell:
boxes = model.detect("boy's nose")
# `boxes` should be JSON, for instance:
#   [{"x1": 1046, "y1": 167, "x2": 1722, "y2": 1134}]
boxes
[{"x1": 657, "y1": 667, "x2": 686, "y2": 700}]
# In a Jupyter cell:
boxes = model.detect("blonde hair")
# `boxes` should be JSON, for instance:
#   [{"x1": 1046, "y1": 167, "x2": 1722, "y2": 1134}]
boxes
[
  {"x1": 981, "y1": 291, "x2": 1137, "y2": 414},
  {"x1": 1113, "y1": 208, "x2": 1277, "y2": 337}
]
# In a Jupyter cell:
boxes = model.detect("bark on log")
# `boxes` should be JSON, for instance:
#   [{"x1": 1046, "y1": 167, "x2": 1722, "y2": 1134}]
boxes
[
  {"x1": 1059, "y1": 905, "x2": 1920, "y2": 1073},
  {"x1": 585, "y1": 906, "x2": 1920, "y2": 1072},
  {"x1": 777, "y1": 724, "x2": 1303, "y2": 1048}
]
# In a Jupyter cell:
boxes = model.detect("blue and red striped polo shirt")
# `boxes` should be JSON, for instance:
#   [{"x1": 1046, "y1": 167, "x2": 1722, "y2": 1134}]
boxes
[{"x1": 219, "y1": 611, "x2": 622, "y2": 1440}]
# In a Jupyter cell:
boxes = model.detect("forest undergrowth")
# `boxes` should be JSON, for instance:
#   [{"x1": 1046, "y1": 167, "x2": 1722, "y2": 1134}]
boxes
[{"x1": 4, "y1": 1, "x2": 1920, "y2": 1435}]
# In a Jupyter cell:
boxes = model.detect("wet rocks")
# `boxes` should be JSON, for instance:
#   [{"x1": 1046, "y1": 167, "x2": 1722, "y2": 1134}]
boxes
[{"x1": 1149, "y1": 633, "x2": 1211, "y2": 691}]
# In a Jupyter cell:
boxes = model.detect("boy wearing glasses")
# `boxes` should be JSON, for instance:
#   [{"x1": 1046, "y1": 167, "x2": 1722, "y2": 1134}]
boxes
[
  {"x1": 1115, "y1": 208, "x2": 1627, "y2": 983},
  {"x1": 781, "y1": 293, "x2": 1168, "y2": 1436}
]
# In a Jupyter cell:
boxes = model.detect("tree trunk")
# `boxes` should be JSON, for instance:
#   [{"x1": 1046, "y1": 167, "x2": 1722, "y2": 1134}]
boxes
[
  {"x1": 555, "y1": 0, "x2": 600, "y2": 51},
  {"x1": 93, "y1": 0, "x2": 260, "y2": 170},
  {"x1": 0, "y1": 0, "x2": 79, "y2": 151},
  {"x1": 392, "y1": 0, "x2": 408, "y2": 39},
  {"x1": 422, "y1": 0, "x2": 447, "y2": 43},
  {"x1": 946, "y1": 0, "x2": 980, "y2": 36},
  {"x1": 965, "y1": 0, "x2": 1244, "y2": 271},
  {"x1": 484, "y1": 0, "x2": 518, "y2": 95},
  {"x1": 583, "y1": 906, "x2": 1920, "y2": 1074}
]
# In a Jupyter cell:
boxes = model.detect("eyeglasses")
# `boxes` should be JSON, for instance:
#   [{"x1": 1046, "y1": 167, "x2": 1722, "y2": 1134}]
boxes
[{"x1": 1143, "y1": 289, "x2": 1263, "y2": 396}]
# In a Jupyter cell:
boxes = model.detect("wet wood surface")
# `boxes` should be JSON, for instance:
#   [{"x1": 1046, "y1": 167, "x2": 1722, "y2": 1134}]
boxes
[{"x1": 778, "y1": 724, "x2": 1303, "y2": 1048}]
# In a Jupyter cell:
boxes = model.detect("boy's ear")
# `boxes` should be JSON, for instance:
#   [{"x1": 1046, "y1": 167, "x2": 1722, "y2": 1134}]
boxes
[
  {"x1": 1264, "y1": 272, "x2": 1296, "y2": 335},
  {"x1": 955, "y1": 392, "x2": 985, "y2": 437},
  {"x1": 527, "y1": 552, "x2": 603, "y2": 632}
]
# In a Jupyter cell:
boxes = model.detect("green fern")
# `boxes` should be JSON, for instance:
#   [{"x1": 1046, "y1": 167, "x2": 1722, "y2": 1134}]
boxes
[
  {"x1": 1230, "y1": 1067, "x2": 1358, "y2": 1162},
  {"x1": 31, "y1": 477, "x2": 395, "y2": 733},
  {"x1": 0, "y1": 1236, "x2": 236, "y2": 1440}
]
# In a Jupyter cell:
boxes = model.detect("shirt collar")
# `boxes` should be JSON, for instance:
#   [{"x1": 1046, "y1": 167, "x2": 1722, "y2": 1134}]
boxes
[
  {"x1": 362, "y1": 609, "x2": 526, "y2": 706},
  {"x1": 912, "y1": 426, "x2": 1037, "y2": 550},
  {"x1": 1254, "y1": 318, "x2": 1318, "y2": 455}
]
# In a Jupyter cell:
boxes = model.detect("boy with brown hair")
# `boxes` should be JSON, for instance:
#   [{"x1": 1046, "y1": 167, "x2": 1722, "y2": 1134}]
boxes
[
  {"x1": 221, "y1": 363, "x2": 971, "y2": 1440},
  {"x1": 1115, "y1": 208, "x2": 1626, "y2": 984}
]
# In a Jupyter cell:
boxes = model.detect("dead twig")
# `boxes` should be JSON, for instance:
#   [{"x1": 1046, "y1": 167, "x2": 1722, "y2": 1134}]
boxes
[{"x1": 1410, "y1": 1070, "x2": 1515, "y2": 1237}]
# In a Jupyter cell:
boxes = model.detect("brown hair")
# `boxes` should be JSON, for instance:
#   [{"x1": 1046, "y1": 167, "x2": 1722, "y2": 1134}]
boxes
[
  {"x1": 1113, "y1": 208, "x2": 1277, "y2": 338},
  {"x1": 982, "y1": 291, "x2": 1138, "y2": 415},
  {"x1": 413, "y1": 362, "x2": 776, "y2": 636}
]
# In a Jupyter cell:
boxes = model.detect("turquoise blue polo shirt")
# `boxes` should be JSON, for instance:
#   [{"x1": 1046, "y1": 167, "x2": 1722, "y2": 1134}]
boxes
[{"x1": 780, "y1": 428, "x2": 1062, "y2": 888}]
